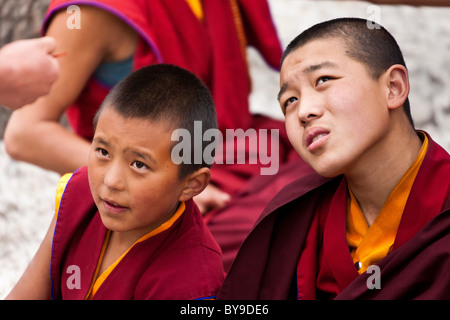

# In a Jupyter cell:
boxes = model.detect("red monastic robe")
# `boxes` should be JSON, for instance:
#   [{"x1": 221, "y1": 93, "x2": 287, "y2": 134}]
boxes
[
  {"x1": 51, "y1": 166, "x2": 224, "y2": 300},
  {"x1": 218, "y1": 133, "x2": 450, "y2": 299}
]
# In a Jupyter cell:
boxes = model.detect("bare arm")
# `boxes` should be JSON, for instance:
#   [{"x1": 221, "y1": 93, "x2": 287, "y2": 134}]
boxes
[
  {"x1": 4, "y1": 6, "x2": 138, "y2": 175},
  {"x1": 5, "y1": 216, "x2": 57, "y2": 300}
]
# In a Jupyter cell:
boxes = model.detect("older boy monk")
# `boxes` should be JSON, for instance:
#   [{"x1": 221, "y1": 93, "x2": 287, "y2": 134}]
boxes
[
  {"x1": 7, "y1": 64, "x2": 224, "y2": 300},
  {"x1": 218, "y1": 18, "x2": 450, "y2": 300}
]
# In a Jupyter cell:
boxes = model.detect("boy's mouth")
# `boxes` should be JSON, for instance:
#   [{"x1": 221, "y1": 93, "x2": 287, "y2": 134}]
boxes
[
  {"x1": 305, "y1": 127, "x2": 330, "y2": 152},
  {"x1": 102, "y1": 198, "x2": 128, "y2": 214}
]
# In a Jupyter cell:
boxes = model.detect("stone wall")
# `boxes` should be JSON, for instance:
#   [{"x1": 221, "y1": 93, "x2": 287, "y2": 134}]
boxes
[{"x1": 0, "y1": 0, "x2": 50, "y2": 45}]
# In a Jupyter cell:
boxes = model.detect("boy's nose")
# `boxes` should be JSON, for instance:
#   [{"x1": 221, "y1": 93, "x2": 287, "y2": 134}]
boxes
[
  {"x1": 297, "y1": 94, "x2": 324, "y2": 126},
  {"x1": 103, "y1": 162, "x2": 126, "y2": 191}
]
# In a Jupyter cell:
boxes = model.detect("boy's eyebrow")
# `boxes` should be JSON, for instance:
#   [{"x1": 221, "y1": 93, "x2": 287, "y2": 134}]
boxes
[
  {"x1": 93, "y1": 138, "x2": 157, "y2": 165},
  {"x1": 277, "y1": 61, "x2": 338, "y2": 102},
  {"x1": 93, "y1": 137, "x2": 111, "y2": 147},
  {"x1": 128, "y1": 148, "x2": 157, "y2": 166},
  {"x1": 302, "y1": 61, "x2": 338, "y2": 74}
]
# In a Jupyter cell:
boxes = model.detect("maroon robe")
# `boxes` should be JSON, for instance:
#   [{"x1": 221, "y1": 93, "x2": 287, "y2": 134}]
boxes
[
  {"x1": 51, "y1": 166, "x2": 224, "y2": 300},
  {"x1": 218, "y1": 132, "x2": 450, "y2": 299},
  {"x1": 205, "y1": 155, "x2": 310, "y2": 271}
]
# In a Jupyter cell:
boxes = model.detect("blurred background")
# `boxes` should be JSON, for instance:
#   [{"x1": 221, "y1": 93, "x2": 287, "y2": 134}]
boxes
[{"x1": 1, "y1": 0, "x2": 449, "y2": 297}]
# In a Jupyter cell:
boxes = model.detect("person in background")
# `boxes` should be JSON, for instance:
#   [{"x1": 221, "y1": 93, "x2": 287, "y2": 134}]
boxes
[{"x1": 4, "y1": 0, "x2": 290, "y2": 189}]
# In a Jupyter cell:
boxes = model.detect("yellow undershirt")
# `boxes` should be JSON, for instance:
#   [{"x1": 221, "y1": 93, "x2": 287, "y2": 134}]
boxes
[
  {"x1": 346, "y1": 132, "x2": 428, "y2": 274},
  {"x1": 185, "y1": 0, "x2": 203, "y2": 21},
  {"x1": 54, "y1": 172, "x2": 73, "y2": 219},
  {"x1": 185, "y1": 0, "x2": 247, "y2": 61}
]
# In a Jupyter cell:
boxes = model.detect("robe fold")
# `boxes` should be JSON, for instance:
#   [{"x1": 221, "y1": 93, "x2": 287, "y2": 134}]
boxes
[
  {"x1": 218, "y1": 132, "x2": 450, "y2": 299},
  {"x1": 51, "y1": 166, "x2": 224, "y2": 300}
]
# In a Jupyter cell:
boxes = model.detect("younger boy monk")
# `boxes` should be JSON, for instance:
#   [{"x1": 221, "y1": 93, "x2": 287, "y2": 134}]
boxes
[
  {"x1": 218, "y1": 18, "x2": 450, "y2": 300},
  {"x1": 7, "y1": 64, "x2": 224, "y2": 300}
]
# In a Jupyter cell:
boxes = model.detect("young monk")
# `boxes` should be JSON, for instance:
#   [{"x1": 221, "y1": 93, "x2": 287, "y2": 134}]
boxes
[
  {"x1": 218, "y1": 18, "x2": 450, "y2": 300},
  {"x1": 6, "y1": 64, "x2": 224, "y2": 300}
]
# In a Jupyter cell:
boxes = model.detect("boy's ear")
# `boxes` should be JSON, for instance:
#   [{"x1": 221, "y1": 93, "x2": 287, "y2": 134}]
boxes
[
  {"x1": 384, "y1": 64, "x2": 409, "y2": 110},
  {"x1": 178, "y1": 167, "x2": 211, "y2": 202}
]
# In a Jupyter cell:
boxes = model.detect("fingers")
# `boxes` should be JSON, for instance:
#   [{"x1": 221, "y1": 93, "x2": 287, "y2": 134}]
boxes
[
  {"x1": 194, "y1": 184, "x2": 231, "y2": 215},
  {"x1": 0, "y1": 37, "x2": 61, "y2": 109},
  {"x1": 38, "y1": 37, "x2": 61, "y2": 84},
  {"x1": 36, "y1": 36, "x2": 57, "y2": 54}
]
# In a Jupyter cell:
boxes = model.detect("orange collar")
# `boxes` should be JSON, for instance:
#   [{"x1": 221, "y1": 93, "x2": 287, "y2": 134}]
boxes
[
  {"x1": 185, "y1": 0, "x2": 203, "y2": 21},
  {"x1": 346, "y1": 132, "x2": 429, "y2": 274}
]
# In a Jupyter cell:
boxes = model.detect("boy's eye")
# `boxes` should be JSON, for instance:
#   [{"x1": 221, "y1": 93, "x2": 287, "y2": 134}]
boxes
[
  {"x1": 284, "y1": 97, "x2": 298, "y2": 109},
  {"x1": 131, "y1": 161, "x2": 148, "y2": 170},
  {"x1": 316, "y1": 76, "x2": 333, "y2": 86},
  {"x1": 96, "y1": 148, "x2": 109, "y2": 158}
]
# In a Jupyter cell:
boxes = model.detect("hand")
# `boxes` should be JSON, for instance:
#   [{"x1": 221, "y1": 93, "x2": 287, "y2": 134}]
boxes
[
  {"x1": 194, "y1": 184, "x2": 231, "y2": 215},
  {"x1": 0, "y1": 37, "x2": 60, "y2": 110}
]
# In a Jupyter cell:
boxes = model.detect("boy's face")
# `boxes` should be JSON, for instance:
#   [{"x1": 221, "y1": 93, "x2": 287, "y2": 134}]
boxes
[
  {"x1": 278, "y1": 38, "x2": 390, "y2": 177},
  {"x1": 88, "y1": 107, "x2": 185, "y2": 238}
]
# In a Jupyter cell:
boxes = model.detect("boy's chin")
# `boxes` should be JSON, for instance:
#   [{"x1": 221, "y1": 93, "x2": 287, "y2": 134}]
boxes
[
  {"x1": 309, "y1": 163, "x2": 342, "y2": 178},
  {"x1": 317, "y1": 171, "x2": 340, "y2": 178}
]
